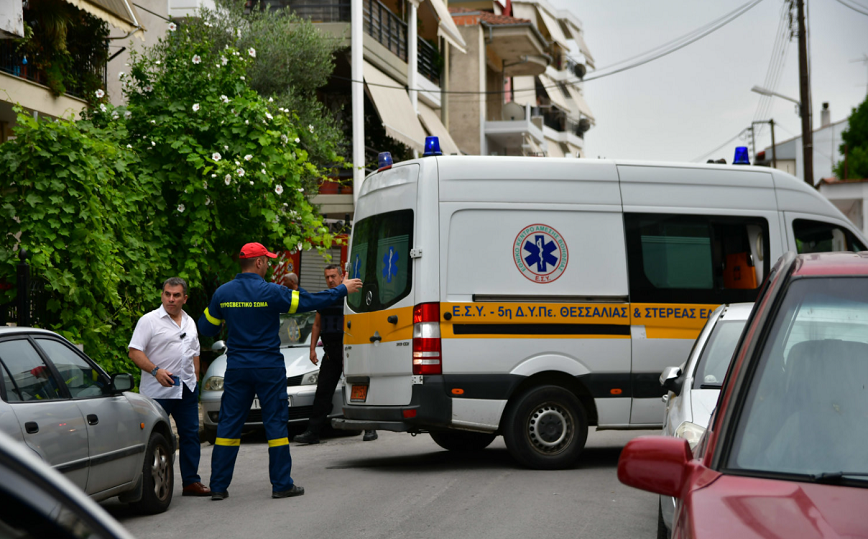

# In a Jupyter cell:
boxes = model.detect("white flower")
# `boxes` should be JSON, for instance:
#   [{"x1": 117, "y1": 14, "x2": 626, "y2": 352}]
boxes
[
  {"x1": 249, "y1": 181, "x2": 254, "y2": 185},
  {"x1": 261, "y1": 169, "x2": 266, "y2": 175},
  {"x1": 144, "y1": 85, "x2": 153, "y2": 92},
  {"x1": 126, "y1": 144, "x2": 132, "y2": 149},
  {"x1": 95, "y1": 89, "x2": 105, "y2": 99},
  {"x1": 244, "y1": 154, "x2": 253, "y2": 161},
  {"x1": 265, "y1": 112, "x2": 273, "y2": 120},
  {"x1": 236, "y1": 28, "x2": 242, "y2": 38},
  {"x1": 297, "y1": 188, "x2": 304, "y2": 192},
  {"x1": 237, "y1": 168, "x2": 245, "y2": 177},
  {"x1": 150, "y1": 120, "x2": 156, "y2": 124},
  {"x1": 168, "y1": 22, "x2": 177, "y2": 31},
  {"x1": 224, "y1": 145, "x2": 229, "y2": 151},
  {"x1": 204, "y1": 21, "x2": 212, "y2": 27},
  {"x1": 118, "y1": 71, "x2": 125, "y2": 79},
  {"x1": 192, "y1": 55, "x2": 201, "y2": 64},
  {"x1": 220, "y1": 95, "x2": 229, "y2": 104},
  {"x1": 221, "y1": 55, "x2": 228, "y2": 66},
  {"x1": 245, "y1": 120, "x2": 249, "y2": 125},
  {"x1": 294, "y1": 137, "x2": 300, "y2": 143},
  {"x1": 112, "y1": 113, "x2": 119, "y2": 120},
  {"x1": 212, "y1": 152, "x2": 221, "y2": 161},
  {"x1": 268, "y1": 97, "x2": 273, "y2": 102},
  {"x1": 177, "y1": 204, "x2": 185, "y2": 212},
  {"x1": 280, "y1": 134, "x2": 288, "y2": 144},
  {"x1": 248, "y1": 48, "x2": 256, "y2": 58},
  {"x1": 124, "y1": 111, "x2": 131, "y2": 119},
  {"x1": 192, "y1": 103, "x2": 200, "y2": 112},
  {"x1": 275, "y1": 185, "x2": 284, "y2": 195},
  {"x1": 155, "y1": 60, "x2": 160, "y2": 65},
  {"x1": 240, "y1": 76, "x2": 245, "y2": 81},
  {"x1": 99, "y1": 104, "x2": 107, "y2": 113},
  {"x1": 151, "y1": 141, "x2": 156, "y2": 146},
  {"x1": 308, "y1": 124, "x2": 314, "y2": 133},
  {"x1": 205, "y1": 196, "x2": 211, "y2": 205},
  {"x1": 224, "y1": 174, "x2": 232, "y2": 185},
  {"x1": 234, "y1": 160, "x2": 240, "y2": 166}
]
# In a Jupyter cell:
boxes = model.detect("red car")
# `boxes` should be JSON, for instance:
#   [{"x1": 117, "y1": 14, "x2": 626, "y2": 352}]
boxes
[{"x1": 618, "y1": 251, "x2": 868, "y2": 538}]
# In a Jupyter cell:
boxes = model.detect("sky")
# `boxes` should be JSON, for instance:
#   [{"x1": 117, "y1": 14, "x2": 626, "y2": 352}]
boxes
[{"x1": 547, "y1": 0, "x2": 868, "y2": 163}]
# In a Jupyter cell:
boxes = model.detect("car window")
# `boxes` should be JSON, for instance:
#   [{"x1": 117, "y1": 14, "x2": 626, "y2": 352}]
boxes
[
  {"x1": 793, "y1": 219, "x2": 866, "y2": 253},
  {"x1": 0, "y1": 339, "x2": 63, "y2": 402},
  {"x1": 34, "y1": 339, "x2": 107, "y2": 399},
  {"x1": 278, "y1": 313, "x2": 316, "y2": 347},
  {"x1": 727, "y1": 277, "x2": 868, "y2": 479},
  {"x1": 692, "y1": 320, "x2": 747, "y2": 389}
]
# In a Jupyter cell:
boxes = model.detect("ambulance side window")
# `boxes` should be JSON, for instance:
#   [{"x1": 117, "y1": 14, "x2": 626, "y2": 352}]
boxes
[
  {"x1": 625, "y1": 213, "x2": 769, "y2": 305},
  {"x1": 792, "y1": 219, "x2": 866, "y2": 254}
]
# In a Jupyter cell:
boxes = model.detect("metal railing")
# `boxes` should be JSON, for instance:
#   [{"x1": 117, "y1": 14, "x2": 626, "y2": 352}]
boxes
[
  {"x1": 417, "y1": 38, "x2": 440, "y2": 85},
  {"x1": 0, "y1": 40, "x2": 104, "y2": 99},
  {"x1": 537, "y1": 108, "x2": 584, "y2": 140},
  {"x1": 364, "y1": 0, "x2": 407, "y2": 62},
  {"x1": 267, "y1": 0, "x2": 351, "y2": 22}
]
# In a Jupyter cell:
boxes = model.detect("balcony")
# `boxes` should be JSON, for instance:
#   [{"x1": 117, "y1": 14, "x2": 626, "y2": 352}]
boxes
[{"x1": 0, "y1": 40, "x2": 104, "y2": 100}]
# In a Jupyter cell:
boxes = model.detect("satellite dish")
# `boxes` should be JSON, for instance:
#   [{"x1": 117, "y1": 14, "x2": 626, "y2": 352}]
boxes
[
  {"x1": 502, "y1": 102, "x2": 525, "y2": 121},
  {"x1": 572, "y1": 63, "x2": 587, "y2": 80},
  {"x1": 577, "y1": 118, "x2": 591, "y2": 133}
]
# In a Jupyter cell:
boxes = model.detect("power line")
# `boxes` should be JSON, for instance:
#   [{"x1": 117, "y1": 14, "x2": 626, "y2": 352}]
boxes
[
  {"x1": 833, "y1": 0, "x2": 868, "y2": 16},
  {"x1": 132, "y1": 2, "x2": 172, "y2": 22},
  {"x1": 691, "y1": 129, "x2": 748, "y2": 162}
]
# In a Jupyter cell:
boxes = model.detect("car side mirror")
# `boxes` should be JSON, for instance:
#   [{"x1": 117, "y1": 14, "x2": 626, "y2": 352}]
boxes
[
  {"x1": 211, "y1": 340, "x2": 227, "y2": 353},
  {"x1": 660, "y1": 366, "x2": 684, "y2": 396},
  {"x1": 111, "y1": 373, "x2": 134, "y2": 394},
  {"x1": 617, "y1": 436, "x2": 693, "y2": 499}
]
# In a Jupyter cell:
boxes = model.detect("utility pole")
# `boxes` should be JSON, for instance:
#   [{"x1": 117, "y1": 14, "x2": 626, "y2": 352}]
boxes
[
  {"x1": 796, "y1": 0, "x2": 813, "y2": 187},
  {"x1": 750, "y1": 120, "x2": 777, "y2": 169}
]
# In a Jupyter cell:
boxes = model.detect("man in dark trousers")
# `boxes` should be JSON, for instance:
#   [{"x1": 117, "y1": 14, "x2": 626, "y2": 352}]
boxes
[
  {"x1": 294, "y1": 265, "x2": 377, "y2": 444},
  {"x1": 198, "y1": 243, "x2": 362, "y2": 500}
]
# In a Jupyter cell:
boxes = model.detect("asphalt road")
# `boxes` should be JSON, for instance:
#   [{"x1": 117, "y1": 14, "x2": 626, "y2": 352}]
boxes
[{"x1": 103, "y1": 428, "x2": 658, "y2": 539}]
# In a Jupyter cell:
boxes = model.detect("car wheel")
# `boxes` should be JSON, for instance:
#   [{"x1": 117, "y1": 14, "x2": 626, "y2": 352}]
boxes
[
  {"x1": 130, "y1": 432, "x2": 173, "y2": 514},
  {"x1": 429, "y1": 430, "x2": 497, "y2": 451},
  {"x1": 203, "y1": 425, "x2": 217, "y2": 445},
  {"x1": 657, "y1": 499, "x2": 670, "y2": 539},
  {"x1": 502, "y1": 385, "x2": 588, "y2": 470}
]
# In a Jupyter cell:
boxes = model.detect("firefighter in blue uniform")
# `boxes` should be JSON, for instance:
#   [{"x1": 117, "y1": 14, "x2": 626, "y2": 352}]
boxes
[{"x1": 198, "y1": 242, "x2": 362, "y2": 500}]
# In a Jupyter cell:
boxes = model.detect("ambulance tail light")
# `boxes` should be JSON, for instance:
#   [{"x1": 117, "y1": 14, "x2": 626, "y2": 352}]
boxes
[{"x1": 413, "y1": 302, "x2": 441, "y2": 375}]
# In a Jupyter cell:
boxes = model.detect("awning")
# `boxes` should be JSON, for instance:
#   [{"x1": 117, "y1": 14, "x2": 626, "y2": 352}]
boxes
[
  {"x1": 425, "y1": 0, "x2": 467, "y2": 54},
  {"x1": 63, "y1": 0, "x2": 145, "y2": 39},
  {"x1": 364, "y1": 61, "x2": 427, "y2": 152},
  {"x1": 511, "y1": 75, "x2": 536, "y2": 107},
  {"x1": 523, "y1": 134, "x2": 542, "y2": 156},
  {"x1": 538, "y1": 74, "x2": 570, "y2": 112},
  {"x1": 418, "y1": 102, "x2": 461, "y2": 155},
  {"x1": 536, "y1": 7, "x2": 569, "y2": 50},
  {"x1": 547, "y1": 139, "x2": 565, "y2": 158},
  {"x1": 564, "y1": 84, "x2": 594, "y2": 122},
  {"x1": 575, "y1": 30, "x2": 595, "y2": 69}
]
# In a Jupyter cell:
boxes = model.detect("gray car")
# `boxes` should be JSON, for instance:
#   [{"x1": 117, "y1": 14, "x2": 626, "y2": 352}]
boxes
[
  {"x1": 0, "y1": 327, "x2": 176, "y2": 514},
  {"x1": 200, "y1": 312, "x2": 346, "y2": 442}
]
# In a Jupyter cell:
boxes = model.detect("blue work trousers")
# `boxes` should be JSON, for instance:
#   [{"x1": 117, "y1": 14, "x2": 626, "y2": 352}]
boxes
[
  {"x1": 155, "y1": 382, "x2": 201, "y2": 487},
  {"x1": 210, "y1": 367, "x2": 292, "y2": 493}
]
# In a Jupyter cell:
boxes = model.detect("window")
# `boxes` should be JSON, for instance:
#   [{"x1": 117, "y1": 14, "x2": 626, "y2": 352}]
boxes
[
  {"x1": 625, "y1": 214, "x2": 769, "y2": 304},
  {"x1": 793, "y1": 219, "x2": 866, "y2": 254},
  {"x1": 34, "y1": 339, "x2": 107, "y2": 399},
  {"x1": 0, "y1": 339, "x2": 62, "y2": 402},
  {"x1": 347, "y1": 209, "x2": 414, "y2": 313},
  {"x1": 692, "y1": 320, "x2": 748, "y2": 389}
]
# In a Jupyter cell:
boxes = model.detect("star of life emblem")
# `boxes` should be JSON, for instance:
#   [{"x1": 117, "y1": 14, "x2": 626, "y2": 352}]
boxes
[{"x1": 513, "y1": 224, "x2": 569, "y2": 283}]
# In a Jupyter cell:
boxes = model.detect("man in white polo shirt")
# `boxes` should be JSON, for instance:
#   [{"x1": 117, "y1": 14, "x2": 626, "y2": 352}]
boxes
[{"x1": 128, "y1": 277, "x2": 211, "y2": 497}]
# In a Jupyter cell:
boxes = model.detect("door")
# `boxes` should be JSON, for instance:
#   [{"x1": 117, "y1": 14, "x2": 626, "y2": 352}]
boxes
[
  {"x1": 32, "y1": 337, "x2": 141, "y2": 495},
  {"x1": 344, "y1": 164, "x2": 419, "y2": 407},
  {"x1": 0, "y1": 337, "x2": 89, "y2": 490}
]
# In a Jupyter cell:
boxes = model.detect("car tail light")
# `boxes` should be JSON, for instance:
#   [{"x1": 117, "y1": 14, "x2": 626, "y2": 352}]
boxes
[{"x1": 413, "y1": 302, "x2": 441, "y2": 375}]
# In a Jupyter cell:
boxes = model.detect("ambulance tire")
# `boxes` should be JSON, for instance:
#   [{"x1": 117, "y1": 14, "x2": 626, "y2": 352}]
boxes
[
  {"x1": 429, "y1": 430, "x2": 497, "y2": 452},
  {"x1": 503, "y1": 385, "x2": 588, "y2": 470},
  {"x1": 130, "y1": 432, "x2": 174, "y2": 514}
]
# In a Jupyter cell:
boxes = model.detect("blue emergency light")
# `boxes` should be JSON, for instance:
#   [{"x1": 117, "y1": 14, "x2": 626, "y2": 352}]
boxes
[
  {"x1": 423, "y1": 136, "x2": 442, "y2": 157},
  {"x1": 377, "y1": 152, "x2": 393, "y2": 171},
  {"x1": 733, "y1": 146, "x2": 750, "y2": 165}
]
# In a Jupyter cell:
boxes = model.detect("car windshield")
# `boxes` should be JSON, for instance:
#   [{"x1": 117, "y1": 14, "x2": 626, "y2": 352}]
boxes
[
  {"x1": 727, "y1": 277, "x2": 868, "y2": 480},
  {"x1": 278, "y1": 313, "x2": 316, "y2": 348},
  {"x1": 692, "y1": 320, "x2": 747, "y2": 389}
]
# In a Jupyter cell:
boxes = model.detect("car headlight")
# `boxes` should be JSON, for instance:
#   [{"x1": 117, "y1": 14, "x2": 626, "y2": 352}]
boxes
[
  {"x1": 675, "y1": 421, "x2": 706, "y2": 451},
  {"x1": 203, "y1": 376, "x2": 224, "y2": 391},
  {"x1": 301, "y1": 371, "x2": 319, "y2": 386}
]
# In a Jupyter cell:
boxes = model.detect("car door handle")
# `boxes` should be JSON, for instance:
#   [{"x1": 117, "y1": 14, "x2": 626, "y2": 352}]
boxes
[
  {"x1": 25, "y1": 421, "x2": 38, "y2": 434},
  {"x1": 87, "y1": 414, "x2": 99, "y2": 425},
  {"x1": 387, "y1": 315, "x2": 398, "y2": 324}
]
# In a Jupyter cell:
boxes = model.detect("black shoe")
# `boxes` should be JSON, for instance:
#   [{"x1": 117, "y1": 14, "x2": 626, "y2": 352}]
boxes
[
  {"x1": 211, "y1": 491, "x2": 229, "y2": 501},
  {"x1": 293, "y1": 431, "x2": 320, "y2": 444},
  {"x1": 272, "y1": 484, "x2": 305, "y2": 498},
  {"x1": 363, "y1": 430, "x2": 378, "y2": 441}
]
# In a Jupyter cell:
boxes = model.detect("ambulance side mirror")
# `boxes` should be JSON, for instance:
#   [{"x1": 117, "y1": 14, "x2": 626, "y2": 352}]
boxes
[{"x1": 212, "y1": 340, "x2": 227, "y2": 354}]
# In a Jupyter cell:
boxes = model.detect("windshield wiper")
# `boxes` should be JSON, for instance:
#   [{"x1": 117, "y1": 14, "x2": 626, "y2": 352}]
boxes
[{"x1": 809, "y1": 472, "x2": 868, "y2": 483}]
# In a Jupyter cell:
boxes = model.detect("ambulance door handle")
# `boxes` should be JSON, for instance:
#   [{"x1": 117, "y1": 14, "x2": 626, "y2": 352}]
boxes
[
  {"x1": 387, "y1": 315, "x2": 398, "y2": 324},
  {"x1": 369, "y1": 332, "x2": 382, "y2": 343}
]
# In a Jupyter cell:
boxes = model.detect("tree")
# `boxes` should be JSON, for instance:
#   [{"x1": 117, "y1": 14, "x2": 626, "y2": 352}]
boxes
[{"x1": 834, "y1": 96, "x2": 868, "y2": 179}]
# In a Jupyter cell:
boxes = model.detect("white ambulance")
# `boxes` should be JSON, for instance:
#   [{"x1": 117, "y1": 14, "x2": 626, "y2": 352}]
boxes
[{"x1": 332, "y1": 145, "x2": 867, "y2": 469}]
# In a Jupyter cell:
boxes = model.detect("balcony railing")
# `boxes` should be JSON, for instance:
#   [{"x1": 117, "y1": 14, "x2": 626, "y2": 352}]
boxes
[
  {"x1": 363, "y1": 0, "x2": 407, "y2": 62},
  {"x1": 0, "y1": 40, "x2": 104, "y2": 100},
  {"x1": 417, "y1": 38, "x2": 440, "y2": 85},
  {"x1": 537, "y1": 108, "x2": 585, "y2": 140},
  {"x1": 264, "y1": 0, "x2": 351, "y2": 22}
]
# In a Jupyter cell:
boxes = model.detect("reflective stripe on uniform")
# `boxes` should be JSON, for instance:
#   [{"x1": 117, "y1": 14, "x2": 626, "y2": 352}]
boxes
[
  {"x1": 267, "y1": 437, "x2": 289, "y2": 448},
  {"x1": 215, "y1": 437, "x2": 241, "y2": 446},
  {"x1": 288, "y1": 290, "x2": 300, "y2": 314},
  {"x1": 204, "y1": 307, "x2": 224, "y2": 326}
]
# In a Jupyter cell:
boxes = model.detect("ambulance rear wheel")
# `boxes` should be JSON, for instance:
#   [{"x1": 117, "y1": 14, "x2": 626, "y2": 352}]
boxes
[
  {"x1": 503, "y1": 385, "x2": 588, "y2": 470},
  {"x1": 430, "y1": 430, "x2": 497, "y2": 452}
]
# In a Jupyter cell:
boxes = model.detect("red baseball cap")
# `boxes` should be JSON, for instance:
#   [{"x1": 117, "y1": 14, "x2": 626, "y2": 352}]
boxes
[{"x1": 239, "y1": 242, "x2": 277, "y2": 259}]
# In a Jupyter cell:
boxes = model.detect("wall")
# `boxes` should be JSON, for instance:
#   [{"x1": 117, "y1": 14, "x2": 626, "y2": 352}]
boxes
[
  {"x1": 106, "y1": 0, "x2": 169, "y2": 106},
  {"x1": 446, "y1": 24, "x2": 482, "y2": 155}
]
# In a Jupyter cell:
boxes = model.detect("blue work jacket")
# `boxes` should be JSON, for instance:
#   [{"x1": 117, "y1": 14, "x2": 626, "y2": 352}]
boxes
[{"x1": 198, "y1": 273, "x2": 348, "y2": 368}]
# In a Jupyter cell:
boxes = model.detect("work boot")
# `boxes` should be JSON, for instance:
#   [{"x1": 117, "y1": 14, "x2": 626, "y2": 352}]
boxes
[
  {"x1": 272, "y1": 484, "x2": 305, "y2": 498},
  {"x1": 363, "y1": 430, "x2": 378, "y2": 441},
  {"x1": 293, "y1": 430, "x2": 320, "y2": 444}
]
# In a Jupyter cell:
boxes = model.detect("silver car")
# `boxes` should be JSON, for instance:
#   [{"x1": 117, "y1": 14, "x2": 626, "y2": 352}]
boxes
[
  {"x1": 657, "y1": 302, "x2": 753, "y2": 538},
  {"x1": 0, "y1": 327, "x2": 176, "y2": 514},
  {"x1": 200, "y1": 312, "x2": 344, "y2": 442}
]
